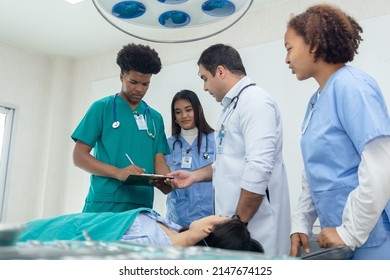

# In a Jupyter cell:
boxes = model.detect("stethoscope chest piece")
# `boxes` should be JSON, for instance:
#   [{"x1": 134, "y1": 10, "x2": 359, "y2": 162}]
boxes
[
  {"x1": 112, "y1": 121, "x2": 120, "y2": 129},
  {"x1": 111, "y1": 93, "x2": 156, "y2": 137},
  {"x1": 203, "y1": 152, "x2": 209, "y2": 160}
]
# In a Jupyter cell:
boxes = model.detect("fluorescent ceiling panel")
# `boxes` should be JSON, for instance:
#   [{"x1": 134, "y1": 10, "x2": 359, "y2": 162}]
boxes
[{"x1": 63, "y1": 0, "x2": 85, "y2": 4}]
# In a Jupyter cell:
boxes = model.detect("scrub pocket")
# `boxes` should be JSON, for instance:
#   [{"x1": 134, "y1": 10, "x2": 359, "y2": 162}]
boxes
[{"x1": 312, "y1": 185, "x2": 354, "y2": 227}]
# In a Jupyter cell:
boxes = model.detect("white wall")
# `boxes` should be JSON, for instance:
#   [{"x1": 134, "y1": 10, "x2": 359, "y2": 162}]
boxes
[{"x1": 1, "y1": 0, "x2": 390, "y2": 223}]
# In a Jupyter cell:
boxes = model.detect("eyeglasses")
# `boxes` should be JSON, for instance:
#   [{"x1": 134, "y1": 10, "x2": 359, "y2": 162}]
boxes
[{"x1": 202, "y1": 238, "x2": 209, "y2": 247}]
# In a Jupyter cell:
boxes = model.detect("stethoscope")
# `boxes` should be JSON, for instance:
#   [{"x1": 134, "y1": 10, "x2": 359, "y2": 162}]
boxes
[
  {"x1": 218, "y1": 83, "x2": 256, "y2": 134},
  {"x1": 172, "y1": 133, "x2": 210, "y2": 164},
  {"x1": 112, "y1": 93, "x2": 156, "y2": 138},
  {"x1": 301, "y1": 88, "x2": 320, "y2": 135}
]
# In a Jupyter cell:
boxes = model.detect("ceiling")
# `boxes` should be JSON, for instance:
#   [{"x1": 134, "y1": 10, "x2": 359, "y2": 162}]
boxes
[{"x1": 0, "y1": 0, "x2": 287, "y2": 58}]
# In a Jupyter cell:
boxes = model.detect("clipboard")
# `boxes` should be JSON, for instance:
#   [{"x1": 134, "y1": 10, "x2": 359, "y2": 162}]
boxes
[{"x1": 123, "y1": 174, "x2": 174, "y2": 186}]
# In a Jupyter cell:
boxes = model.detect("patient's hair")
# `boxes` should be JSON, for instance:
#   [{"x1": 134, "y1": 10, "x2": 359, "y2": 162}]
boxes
[{"x1": 195, "y1": 219, "x2": 264, "y2": 253}]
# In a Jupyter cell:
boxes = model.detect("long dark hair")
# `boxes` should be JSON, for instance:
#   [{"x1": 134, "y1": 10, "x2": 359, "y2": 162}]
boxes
[
  {"x1": 195, "y1": 219, "x2": 264, "y2": 253},
  {"x1": 171, "y1": 90, "x2": 214, "y2": 154}
]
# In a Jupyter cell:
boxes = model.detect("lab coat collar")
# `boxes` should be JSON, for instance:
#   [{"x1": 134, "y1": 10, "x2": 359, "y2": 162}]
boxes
[{"x1": 221, "y1": 76, "x2": 253, "y2": 110}]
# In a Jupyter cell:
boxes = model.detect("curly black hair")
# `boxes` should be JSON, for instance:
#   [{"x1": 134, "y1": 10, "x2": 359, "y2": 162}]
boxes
[
  {"x1": 116, "y1": 43, "x2": 162, "y2": 74},
  {"x1": 287, "y1": 4, "x2": 363, "y2": 64}
]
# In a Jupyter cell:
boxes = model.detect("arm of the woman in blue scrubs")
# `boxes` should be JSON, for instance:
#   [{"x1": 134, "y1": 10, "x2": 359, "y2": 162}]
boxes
[
  {"x1": 290, "y1": 170, "x2": 318, "y2": 256},
  {"x1": 318, "y1": 136, "x2": 390, "y2": 249}
]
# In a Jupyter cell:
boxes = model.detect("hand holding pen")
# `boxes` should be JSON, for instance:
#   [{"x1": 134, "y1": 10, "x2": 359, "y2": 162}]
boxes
[
  {"x1": 124, "y1": 153, "x2": 145, "y2": 175},
  {"x1": 125, "y1": 153, "x2": 135, "y2": 165}
]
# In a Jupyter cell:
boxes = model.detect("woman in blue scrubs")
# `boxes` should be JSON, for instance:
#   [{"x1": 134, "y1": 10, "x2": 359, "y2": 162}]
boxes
[
  {"x1": 165, "y1": 90, "x2": 215, "y2": 227},
  {"x1": 284, "y1": 4, "x2": 390, "y2": 259}
]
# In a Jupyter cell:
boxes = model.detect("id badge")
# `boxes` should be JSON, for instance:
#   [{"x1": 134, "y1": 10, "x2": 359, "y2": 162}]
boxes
[
  {"x1": 134, "y1": 114, "x2": 147, "y2": 130},
  {"x1": 181, "y1": 155, "x2": 192, "y2": 169},
  {"x1": 217, "y1": 131, "x2": 225, "y2": 154}
]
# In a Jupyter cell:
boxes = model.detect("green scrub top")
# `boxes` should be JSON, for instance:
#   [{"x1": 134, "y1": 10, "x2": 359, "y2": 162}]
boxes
[{"x1": 71, "y1": 94, "x2": 170, "y2": 211}]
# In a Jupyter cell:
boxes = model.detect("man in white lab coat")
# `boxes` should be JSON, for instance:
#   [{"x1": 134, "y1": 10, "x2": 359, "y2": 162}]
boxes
[{"x1": 168, "y1": 44, "x2": 291, "y2": 256}]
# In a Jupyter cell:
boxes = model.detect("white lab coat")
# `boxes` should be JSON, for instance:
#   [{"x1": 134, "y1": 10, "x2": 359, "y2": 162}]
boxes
[{"x1": 213, "y1": 77, "x2": 291, "y2": 257}]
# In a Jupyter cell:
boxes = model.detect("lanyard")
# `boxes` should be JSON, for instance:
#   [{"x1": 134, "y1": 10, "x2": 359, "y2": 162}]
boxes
[
  {"x1": 219, "y1": 83, "x2": 256, "y2": 135},
  {"x1": 217, "y1": 83, "x2": 256, "y2": 153},
  {"x1": 112, "y1": 93, "x2": 156, "y2": 138},
  {"x1": 301, "y1": 89, "x2": 320, "y2": 135}
]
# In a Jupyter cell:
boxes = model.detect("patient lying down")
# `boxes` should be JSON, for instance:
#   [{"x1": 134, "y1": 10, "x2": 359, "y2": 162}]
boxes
[{"x1": 19, "y1": 208, "x2": 264, "y2": 253}]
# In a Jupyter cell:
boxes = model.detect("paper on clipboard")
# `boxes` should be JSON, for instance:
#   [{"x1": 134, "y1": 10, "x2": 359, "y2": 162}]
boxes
[{"x1": 123, "y1": 174, "x2": 174, "y2": 186}]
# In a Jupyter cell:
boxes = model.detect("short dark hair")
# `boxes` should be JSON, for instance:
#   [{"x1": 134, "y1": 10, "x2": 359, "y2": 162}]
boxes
[
  {"x1": 171, "y1": 90, "x2": 214, "y2": 154},
  {"x1": 116, "y1": 43, "x2": 162, "y2": 74},
  {"x1": 196, "y1": 219, "x2": 264, "y2": 253},
  {"x1": 287, "y1": 4, "x2": 363, "y2": 63},
  {"x1": 197, "y1": 44, "x2": 246, "y2": 76}
]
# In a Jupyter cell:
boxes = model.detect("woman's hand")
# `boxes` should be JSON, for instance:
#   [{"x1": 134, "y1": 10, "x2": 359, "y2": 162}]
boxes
[{"x1": 317, "y1": 227, "x2": 345, "y2": 248}]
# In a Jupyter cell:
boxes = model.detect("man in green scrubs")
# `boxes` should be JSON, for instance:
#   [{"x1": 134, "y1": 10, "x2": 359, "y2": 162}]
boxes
[{"x1": 71, "y1": 44, "x2": 171, "y2": 213}]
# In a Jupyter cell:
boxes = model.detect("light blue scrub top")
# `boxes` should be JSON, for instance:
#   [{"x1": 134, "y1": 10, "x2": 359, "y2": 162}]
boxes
[
  {"x1": 165, "y1": 132, "x2": 215, "y2": 227},
  {"x1": 301, "y1": 66, "x2": 390, "y2": 250},
  {"x1": 121, "y1": 209, "x2": 182, "y2": 247},
  {"x1": 71, "y1": 94, "x2": 170, "y2": 211}
]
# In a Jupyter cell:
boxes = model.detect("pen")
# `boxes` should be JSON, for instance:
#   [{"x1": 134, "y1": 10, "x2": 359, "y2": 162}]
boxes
[{"x1": 125, "y1": 153, "x2": 134, "y2": 165}]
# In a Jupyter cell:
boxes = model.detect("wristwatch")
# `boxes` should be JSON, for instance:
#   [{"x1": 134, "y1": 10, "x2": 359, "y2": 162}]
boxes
[{"x1": 231, "y1": 214, "x2": 248, "y2": 226}]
